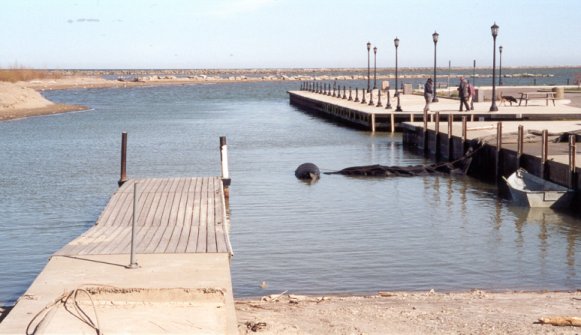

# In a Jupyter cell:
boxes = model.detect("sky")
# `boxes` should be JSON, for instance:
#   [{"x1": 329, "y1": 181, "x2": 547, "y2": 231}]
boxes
[{"x1": 0, "y1": 0, "x2": 580, "y2": 69}]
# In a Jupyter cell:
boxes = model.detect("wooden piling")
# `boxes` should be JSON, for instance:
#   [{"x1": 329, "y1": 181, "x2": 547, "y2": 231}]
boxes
[
  {"x1": 495, "y1": 122, "x2": 502, "y2": 180},
  {"x1": 517, "y1": 125, "x2": 524, "y2": 170},
  {"x1": 541, "y1": 129, "x2": 548, "y2": 179},
  {"x1": 461, "y1": 116, "x2": 467, "y2": 151},
  {"x1": 569, "y1": 135, "x2": 577, "y2": 189},
  {"x1": 447, "y1": 114, "x2": 453, "y2": 161},
  {"x1": 435, "y1": 112, "x2": 440, "y2": 158},
  {"x1": 423, "y1": 110, "x2": 428, "y2": 153},
  {"x1": 118, "y1": 132, "x2": 128, "y2": 187}
]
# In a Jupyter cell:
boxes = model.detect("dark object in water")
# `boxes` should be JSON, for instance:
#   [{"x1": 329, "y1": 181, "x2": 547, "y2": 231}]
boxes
[
  {"x1": 295, "y1": 163, "x2": 320, "y2": 180},
  {"x1": 325, "y1": 148, "x2": 475, "y2": 177}
]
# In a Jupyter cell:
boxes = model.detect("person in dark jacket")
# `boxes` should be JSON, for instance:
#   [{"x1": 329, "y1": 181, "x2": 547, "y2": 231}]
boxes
[
  {"x1": 457, "y1": 77, "x2": 470, "y2": 111},
  {"x1": 423, "y1": 78, "x2": 433, "y2": 113}
]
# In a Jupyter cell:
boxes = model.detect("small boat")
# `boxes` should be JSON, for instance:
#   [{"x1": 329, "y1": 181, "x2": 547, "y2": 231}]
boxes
[{"x1": 503, "y1": 168, "x2": 575, "y2": 208}]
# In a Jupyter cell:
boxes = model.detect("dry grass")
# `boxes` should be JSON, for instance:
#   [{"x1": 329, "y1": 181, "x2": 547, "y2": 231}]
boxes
[{"x1": 0, "y1": 67, "x2": 62, "y2": 83}]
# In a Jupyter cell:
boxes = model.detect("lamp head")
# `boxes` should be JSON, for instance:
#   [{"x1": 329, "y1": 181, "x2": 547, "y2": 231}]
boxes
[
  {"x1": 394, "y1": 37, "x2": 399, "y2": 48},
  {"x1": 499, "y1": 45, "x2": 503, "y2": 53},
  {"x1": 491, "y1": 22, "x2": 499, "y2": 38},
  {"x1": 373, "y1": 46, "x2": 377, "y2": 54},
  {"x1": 432, "y1": 31, "x2": 439, "y2": 43},
  {"x1": 367, "y1": 42, "x2": 371, "y2": 51}
]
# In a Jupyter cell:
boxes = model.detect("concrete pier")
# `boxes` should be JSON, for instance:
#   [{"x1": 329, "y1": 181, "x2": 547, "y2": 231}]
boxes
[
  {"x1": 0, "y1": 177, "x2": 237, "y2": 334},
  {"x1": 289, "y1": 86, "x2": 581, "y2": 133}
]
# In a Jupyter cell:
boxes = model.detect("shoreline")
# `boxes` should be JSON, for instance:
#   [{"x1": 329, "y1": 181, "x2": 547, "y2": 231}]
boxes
[
  {"x1": 235, "y1": 290, "x2": 581, "y2": 334},
  {"x1": 2, "y1": 289, "x2": 580, "y2": 333}
]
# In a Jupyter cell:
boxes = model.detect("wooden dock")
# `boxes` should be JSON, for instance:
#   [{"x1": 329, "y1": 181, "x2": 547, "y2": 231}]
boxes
[
  {"x1": 401, "y1": 119, "x2": 580, "y2": 197},
  {"x1": 56, "y1": 177, "x2": 231, "y2": 256},
  {"x1": 0, "y1": 176, "x2": 237, "y2": 334},
  {"x1": 289, "y1": 85, "x2": 581, "y2": 132}
]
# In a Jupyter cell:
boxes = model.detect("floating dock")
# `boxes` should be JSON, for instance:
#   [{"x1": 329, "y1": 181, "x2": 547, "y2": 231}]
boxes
[{"x1": 0, "y1": 139, "x2": 237, "y2": 334}]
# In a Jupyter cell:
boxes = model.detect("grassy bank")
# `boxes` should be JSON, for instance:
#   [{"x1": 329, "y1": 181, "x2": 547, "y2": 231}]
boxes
[{"x1": 0, "y1": 67, "x2": 61, "y2": 83}]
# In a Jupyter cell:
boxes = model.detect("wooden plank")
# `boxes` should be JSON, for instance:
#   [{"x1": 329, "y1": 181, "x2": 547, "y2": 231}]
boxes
[
  {"x1": 135, "y1": 179, "x2": 172, "y2": 253},
  {"x1": 143, "y1": 179, "x2": 180, "y2": 253},
  {"x1": 185, "y1": 177, "x2": 203, "y2": 253},
  {"x1": 213, "y1": 177, "x2": 229, "y2": 253},
  {"x1": 154, "y1": 178, "x2": 187, "y2": 253},
  {"x1": 165, "y1": 178, "x2": 193, "y2": 253},
  {"x1": 206, "y1": 177, "x2": 217, "y2": 253},
  {"x1": 132, "y1": 179, "x2": 168, "y2": 253},
  {"x1": 63, "y1": 189, "x2": 134, "y2": 255},
  {"x1": 105, "y1": 183, "x2": 160, "y2": 254},
  {"x1": 196, "y1": 178, "x2": 209, "y2": 253},
  {"x1": 177, "y1": 178, "x2": 198, "y2": 253},
  {"x1": 88, "y1": 181, "x2": 146, "y2": 255}
]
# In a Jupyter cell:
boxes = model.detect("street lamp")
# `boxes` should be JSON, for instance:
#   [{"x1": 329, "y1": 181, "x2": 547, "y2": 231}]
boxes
[
  {"x1": 367, "y1": 42, "x2": 371, "y2": 93},
  {"x1": 432, "y1": 31, "x2": 439, "y2": 102},
  {"x1": 373, "y1": 46, "x2": 377, "y2": 90},
  {"x1": 490, "y1": 22, "x2": 499, "y2": 112},
  {"x1": 394, "y1": 37, "x2": 402, "y2": 112},
  {"x1": 499, "y1": 45, "x2": 503, "y2": 86}
]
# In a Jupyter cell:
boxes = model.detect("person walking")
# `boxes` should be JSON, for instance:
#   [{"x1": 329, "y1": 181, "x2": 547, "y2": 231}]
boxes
[
  {"x1": 423, "y1": 78, "x2": 433, "y2": 113},
  {"x1": 457, "y1": 77, "x2": 470, "y2": 111},
  {"x1": 466, "y1": 79, "x2": 475, "y2": 110}
]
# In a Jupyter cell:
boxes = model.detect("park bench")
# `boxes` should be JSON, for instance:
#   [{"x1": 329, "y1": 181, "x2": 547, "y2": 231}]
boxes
[{"x1": 518, "y1": 91, "x2": 556, "y2": 106}]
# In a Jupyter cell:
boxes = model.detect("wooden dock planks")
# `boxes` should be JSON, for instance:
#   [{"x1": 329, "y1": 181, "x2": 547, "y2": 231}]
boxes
[{"x1": 55, "y1": 177, "x2": 231, "y2": 256}]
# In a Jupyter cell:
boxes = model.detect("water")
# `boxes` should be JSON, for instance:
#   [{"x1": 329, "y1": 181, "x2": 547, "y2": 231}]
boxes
[{"x1": 1, "y1": 80, "x2": 580, "y2": 306}]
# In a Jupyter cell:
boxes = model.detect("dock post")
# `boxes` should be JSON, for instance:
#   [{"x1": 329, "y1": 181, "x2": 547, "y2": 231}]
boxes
[
  {"x1": 461, "y1": 116, "x2": 467, "y2": 152},
  {"x1": 517, "y1": 125, "x2": 524, "y2": 170},
  {"x1": 368, "y1": 89, "x2": 374, "y2": 105},
  {"x1": 220, "y1": 136, "x2": 231, "y2": 196},
  {"x1": 127, "y1": 182, "x2": 139, "y2": 269},
  {"x1": 118, "y1": 132, "x2": 128, "y2": 187},
  {"x1": 390, "y1": 112, "x2": 395, "y2": 134},
  {"x1": 376, "y1": 89, "x2": 383, "y2": 107},
  {"x1": 361, "y1": 89, "x2": 367, "y2": 104},
  {"x1": 354, "y1": 88, "x2": 360, "y2": 102},
  {"x1": 370, "y1": 114, "x2": 376, "y2": 132},
  {"x1": 435, "y1": 112, "x2": 440, "y2": 159},
  {"x1": 447, "y1": 114, "x2": 453, "y2": 161},
  {"x1": 423, "y1": 110, "x2": 428, "y2": 153},
  {"x1": 495, "y1": 122, "x2": 502, "y2": 181},
  {"x1": 541, "y1": 129, "x2": 548, "y2": 179},
  {"x1": 569, "y1": 135, "x2": 577, "y2": 190},
  {"x1": 348, "y1": 87, "x2": 353, "y2": 101},
  {"x1": 343, "y1": 86, "x2": 347, "y2": 99}
]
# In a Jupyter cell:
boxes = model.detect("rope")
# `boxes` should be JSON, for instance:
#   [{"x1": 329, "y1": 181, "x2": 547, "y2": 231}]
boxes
[{"x1": 26, "y1": 287, "x2": 102, "y2": 335}]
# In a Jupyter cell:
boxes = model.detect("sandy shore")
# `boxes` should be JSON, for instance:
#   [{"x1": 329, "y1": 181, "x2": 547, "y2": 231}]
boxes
[{"x1": 236, "y1": 291, "x2": 581, "y2": 334}]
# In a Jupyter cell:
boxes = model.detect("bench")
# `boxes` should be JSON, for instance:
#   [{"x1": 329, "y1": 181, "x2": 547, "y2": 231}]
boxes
[{"x1": 518, "y1": 91, "x2": 556, "y2": 106}]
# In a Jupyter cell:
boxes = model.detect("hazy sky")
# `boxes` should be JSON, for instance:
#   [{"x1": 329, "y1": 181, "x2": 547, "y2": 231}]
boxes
[{"x1": 1, "y1": 0, "x2": 580, "y2": 69}]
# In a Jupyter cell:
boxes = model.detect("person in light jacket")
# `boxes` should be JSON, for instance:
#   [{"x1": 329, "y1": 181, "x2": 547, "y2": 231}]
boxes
[{"x1": 423, "y1": 78, "x2": 433, "y2": 113}]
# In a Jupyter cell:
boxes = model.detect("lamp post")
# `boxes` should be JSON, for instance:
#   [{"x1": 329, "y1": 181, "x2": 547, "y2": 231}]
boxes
[
  {"x1": 394, "y1": 37, "x2": 402, "y2": 112},
  {"x1": 432, "y1": 31, "x2": 439, "y2": 102},
  {"x1": 367, "y1": 42, "x2": 371, "y2": 93},
  {"x1": 499, "y1": 45, "x2": 503, "y2": 86},
  {"x1": 472, "y1": 60, "x2": 476, "y2": 87},
  {"x1": 373, "y1": 46, "x2": 377, "y2": 90},
  {"x1": 490, "y1": 22, "x2": 499, "y2": 112}
]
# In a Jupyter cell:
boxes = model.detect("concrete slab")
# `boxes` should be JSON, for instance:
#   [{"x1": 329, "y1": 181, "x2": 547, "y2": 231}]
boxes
[{"x1": 0, "y1": 253, "x2": 237, "y2": 334}]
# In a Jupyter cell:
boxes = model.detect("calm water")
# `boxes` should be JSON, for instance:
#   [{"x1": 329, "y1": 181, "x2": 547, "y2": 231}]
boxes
[{"x1": 1, "y1": 81, "x2": 580, "y2": 306}]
